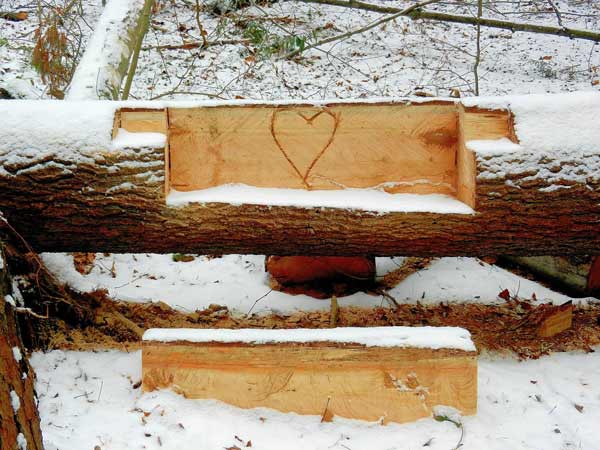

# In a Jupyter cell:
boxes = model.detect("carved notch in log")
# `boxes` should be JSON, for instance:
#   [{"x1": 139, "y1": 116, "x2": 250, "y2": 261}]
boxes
[{"x1": 0, "y1": 97, "x2": 598, "y2": 256}]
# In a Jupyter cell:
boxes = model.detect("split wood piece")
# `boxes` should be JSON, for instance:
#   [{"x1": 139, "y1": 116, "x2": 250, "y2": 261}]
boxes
[
  {"x1": 0, "y1": 241, "x2": 44, "y2": 450},
  {"x1": 142, "y1": 327, "x2": 477, "y2": 424},
  {"x1": 1, "y1": 98, "x2": 599, "y2": 256},
  {"x1": 536, "y1": 301, "x2": 573, "y2": 338},
  {"x1": 502, "y1": 256, "x2": 600, "y2": 297}
]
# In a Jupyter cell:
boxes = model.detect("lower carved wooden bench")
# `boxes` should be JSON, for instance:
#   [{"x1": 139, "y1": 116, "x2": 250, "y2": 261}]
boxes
[{"x1": 142, "y1": 327, "x2": 478, "y2": 424}]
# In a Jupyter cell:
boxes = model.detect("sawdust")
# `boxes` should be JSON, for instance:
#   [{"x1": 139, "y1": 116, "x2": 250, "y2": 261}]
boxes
[{"x1": 44, "y1": 291, "x2": 600, "y2": 359}]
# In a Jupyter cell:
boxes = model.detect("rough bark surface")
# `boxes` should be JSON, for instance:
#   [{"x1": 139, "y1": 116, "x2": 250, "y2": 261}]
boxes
[
  {"x1": 0, "y1": 141, "x2": 598, "y2": 256},
  {"x1": 2, "y1": 142, "x2": 600, "y2": 256},
  {"x1": 0, "y1": 241, "x2": 44, "y2": 450}
]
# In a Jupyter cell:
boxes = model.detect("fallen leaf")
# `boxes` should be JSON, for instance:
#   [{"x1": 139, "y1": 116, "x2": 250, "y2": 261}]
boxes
[{"x1": 498, "y1": 289, "x2": 511, "y2": 301}]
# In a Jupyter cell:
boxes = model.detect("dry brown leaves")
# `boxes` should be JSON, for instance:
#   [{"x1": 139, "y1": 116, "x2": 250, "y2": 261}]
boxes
[
  {"x1": 45, "y1": 289, "x2": 600, "y2": 359},
  {"x1": 72, "y1": 252, "x2": 96, "y2": 275}
]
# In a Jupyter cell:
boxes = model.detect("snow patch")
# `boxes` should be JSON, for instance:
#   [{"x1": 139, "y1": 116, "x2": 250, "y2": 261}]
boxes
[
  {"x1": 12, "y1": 346, "x2": 22, "y2": 362},
  {"x1": 10, "y1": 390, "x2": 21, "y2": 413},
  {"x1": 11, "y1": 280, "x2": 24, "y2": 306},
  {"x1": 67, "y1": 0, "x2": 146, "y2": 100},
  {"x1": 111, "y1": 129, "x2": 167, "y2": 150},
  {"x1": 167, "y1": 185, "x2": 474, "y2": 214},
  {"x1": 29, "y1": 349, "x2": 600, "y2": 450},
  {"x1": 432, "y1": 405, "x2": 462, "y2": 423},
  {"x1": 143, "y1": 326, "x2": 476, "y2": 351},
  {"x1": 16, "y1": 433, "x2": 27, "y2": 450},
  {"x1": 4, "y1": 295, "x2": 16, "y2": 307},
  {"x1": 467, "y1": 138, "x2": 522, "y2": 155}
]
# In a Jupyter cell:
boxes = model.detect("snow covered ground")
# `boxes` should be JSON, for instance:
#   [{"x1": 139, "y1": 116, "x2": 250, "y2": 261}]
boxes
[
  {"x1": 131, "y1": 0, "x2": 600, "y2": 100},
  {"x1": 41, "y1": 253, "x2": 593, "y2": 315},
  {"x1": 3, "y1": 1, "x2": 598, "y2": 99},
  {"x1": 31, "y1": 349, "x2": 600, "y2": 450}
]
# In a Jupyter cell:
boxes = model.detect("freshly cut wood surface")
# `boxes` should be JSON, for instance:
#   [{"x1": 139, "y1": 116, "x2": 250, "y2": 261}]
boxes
[
  {"x1": 142, "y1": 339, "x2": 477, "y2": 424},
  {"x1": 168, "y1": 103, "x2": 458, "y2": 195},
  {"x1": 537, "y1": 302, "x2": 573, "y2": 338}
]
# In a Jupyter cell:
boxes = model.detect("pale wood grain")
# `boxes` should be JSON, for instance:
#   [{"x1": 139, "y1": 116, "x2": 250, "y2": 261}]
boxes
[{"x1": 142, "y1": 341, "x2": 477, "y2": 424}]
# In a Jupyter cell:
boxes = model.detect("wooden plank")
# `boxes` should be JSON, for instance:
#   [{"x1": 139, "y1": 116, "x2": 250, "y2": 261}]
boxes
[
  {"x1": 168, "y1": 103, "x2": 459, "y2": 195},
  {"x1": 142, "y1": 328, "x2": 477, "y2": 424}
]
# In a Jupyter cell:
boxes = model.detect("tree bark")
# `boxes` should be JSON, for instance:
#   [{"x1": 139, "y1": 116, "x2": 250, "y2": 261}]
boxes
[
  {"x1": 0, "y1": 154, "x2": 597, "y2": 256},
  {"x1": 0, "y1": 240, "x2": 44, "y2": 450}
]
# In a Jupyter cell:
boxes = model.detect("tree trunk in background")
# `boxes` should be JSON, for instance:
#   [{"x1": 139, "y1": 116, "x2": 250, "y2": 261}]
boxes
[
  {"x1": 0, "y1": 240, "x2": 44, "y2": 450},
  {"x1": 501, "y1": 256, "x2": 600, "y2": 297}
]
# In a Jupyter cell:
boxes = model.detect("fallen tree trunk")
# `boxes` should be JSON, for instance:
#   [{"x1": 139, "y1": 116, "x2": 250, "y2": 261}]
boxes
[
  {"x1": 0, "y1": 238, "x2": 44, "y2": 450},
  {"x1": 501, "y1": 256, "x2": 600, "y2": 297},
  {"x1": 295, "y1": 0, "x2": 600, "y2": 43},
  {"x1": 0, "y1": 95, "x2": 598, "y2": 256},
  {"x1": 67, "y1": 0, "x2": 155, "y2": 100}
]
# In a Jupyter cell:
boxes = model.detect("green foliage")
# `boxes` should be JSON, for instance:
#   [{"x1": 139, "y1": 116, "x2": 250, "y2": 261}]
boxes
[
  {"x1": 272, "y1": 35, "x2": 306, "y2": 55},
  {"x1": 243, "y1": 21, "x2": 310, "y2": 59},
  {"x1": 172, "y1": 253, "x2": 195, "y2": 263},
  {"x1": 0, "y1": 38, "x2": 8, "y2": 47},
  {"x1": 433, "y1": 414, "x2": 462, "y2": 428},
  {"x1": 243, "y1": 21, "x2": 268, "y2": 46}
]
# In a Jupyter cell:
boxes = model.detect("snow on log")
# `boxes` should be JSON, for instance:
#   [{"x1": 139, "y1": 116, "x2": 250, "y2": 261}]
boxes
[
  {"x1": 67, "y1": 0, "x2": 152, "y2": 100},
  {"x1": 142, "y1": 327, "x2": 478, "y2": 424},
  {"x1": 0, "y1": 93, "x2": 598, "y2": 256}
]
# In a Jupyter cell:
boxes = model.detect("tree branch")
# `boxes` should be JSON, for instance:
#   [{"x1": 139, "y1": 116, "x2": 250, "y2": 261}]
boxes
[{"x1": 295, "y1": 0, "x2": 600, "y2": 43}]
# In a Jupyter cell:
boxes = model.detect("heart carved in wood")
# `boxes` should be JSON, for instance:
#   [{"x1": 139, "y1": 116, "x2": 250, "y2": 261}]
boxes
[{"x1": 270, "y1": 108, "x2": 340, "y2": 188}]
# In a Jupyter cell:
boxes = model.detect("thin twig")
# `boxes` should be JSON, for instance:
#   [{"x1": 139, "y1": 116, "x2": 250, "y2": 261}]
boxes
[
  {"x1": 282, "y1": 0, "x2": 442, "y2": 59},
  {"x1": 142, "y1": 39, "x2": 249, "y2": 51},
  {"x1": 15, "y1": 306, "x2": 49, "y2": 319},
  {"x1": 246, "y1": 289, "x2": 272, "y2": 317},
  {"x1": 546, "y1": 0, "x2": 564, "y2": 28},
  {"x1": 194, "y1": 0, "x2": 208, "y2": 48},
  {"x1": 294, "y1": 0, "x2": 600, "y2": 43}
]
